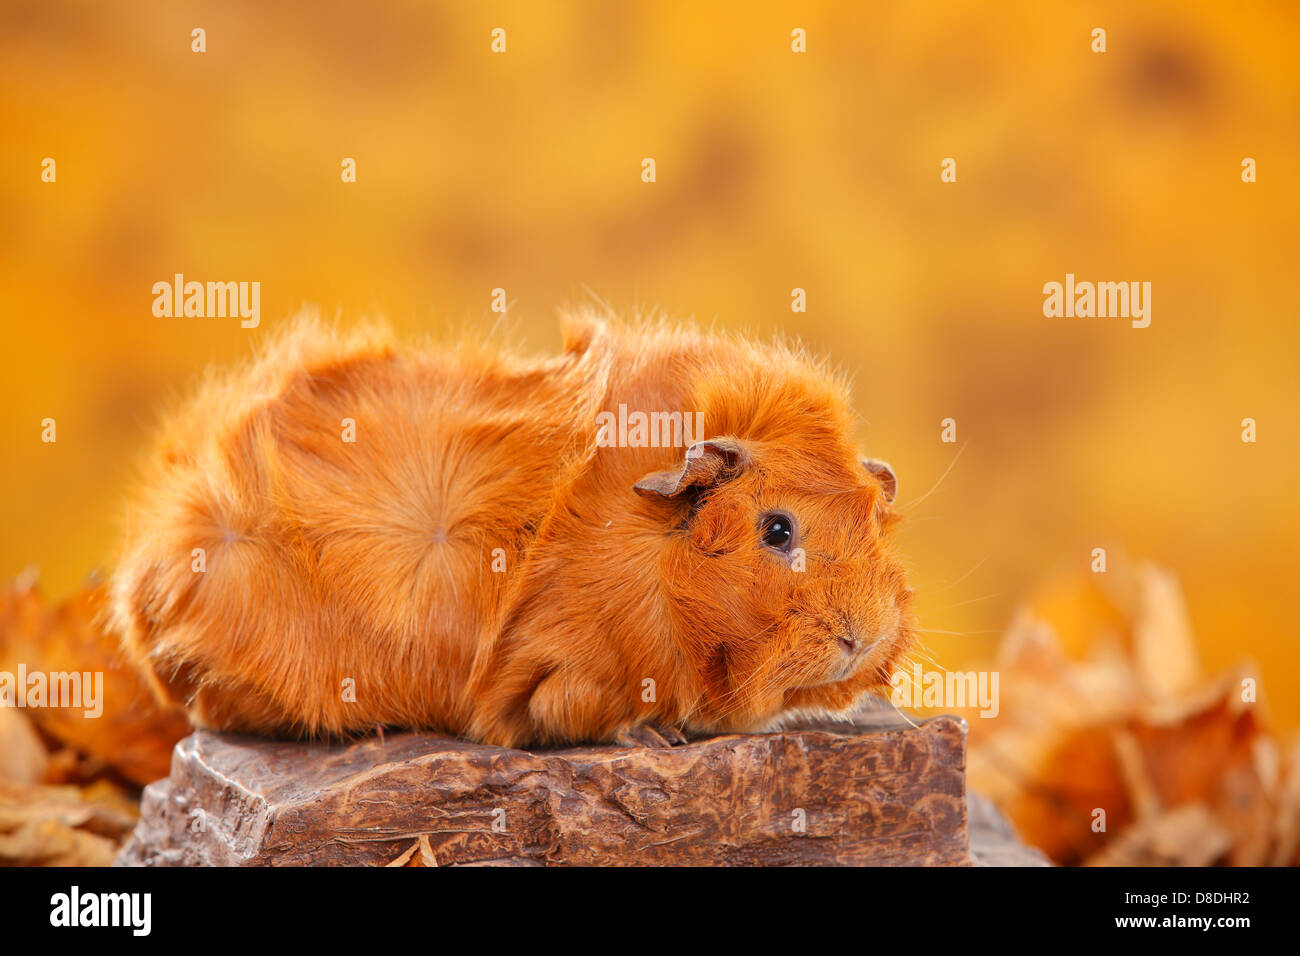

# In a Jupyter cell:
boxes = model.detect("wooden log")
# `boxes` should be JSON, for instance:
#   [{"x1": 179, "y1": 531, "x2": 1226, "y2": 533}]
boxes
[{"x1": 115, "y1": 706, "x2": 1048, "y2": 866}]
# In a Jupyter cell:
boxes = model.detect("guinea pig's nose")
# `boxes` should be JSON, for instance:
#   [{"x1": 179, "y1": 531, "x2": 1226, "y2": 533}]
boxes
[{"x1": 838, "y1": 634, "x2": 859, "y2": 654}]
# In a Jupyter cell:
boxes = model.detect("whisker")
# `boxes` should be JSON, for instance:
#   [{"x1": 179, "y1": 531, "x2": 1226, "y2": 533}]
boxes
[
  {"x1": 929, "y1": 592, "x2": 998, "y2": 611},
  {"x1": 707, "y1": 620, "x2": 785, "y2": 705},
  {"x1": 710, "y1": 653, "x2": 822, "y2": 724},
  {"x1": 885, "y1": 701, "x2": 922, "y2": 729},
  {"x1": 916, "y1": 556, "x2": 987, "y2": 593},
  {"x1": 901, "y1": 441, "x2": 966, "y2": 512}
]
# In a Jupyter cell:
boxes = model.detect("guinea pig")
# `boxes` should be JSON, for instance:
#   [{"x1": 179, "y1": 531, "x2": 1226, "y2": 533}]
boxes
[{"x1": 108, "y1": 310, "x2": 915, "y2": 748}]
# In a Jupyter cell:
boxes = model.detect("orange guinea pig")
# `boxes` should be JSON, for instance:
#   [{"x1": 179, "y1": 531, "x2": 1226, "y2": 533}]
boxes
[{"x1": 108, "y1": 310, "x2": 915, "y2": 748}]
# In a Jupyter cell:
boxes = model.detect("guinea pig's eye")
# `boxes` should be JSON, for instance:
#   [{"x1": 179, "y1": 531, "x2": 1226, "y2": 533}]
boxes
[{"x1": 758, "y1": 512, "x2": 795, "y2": 553}]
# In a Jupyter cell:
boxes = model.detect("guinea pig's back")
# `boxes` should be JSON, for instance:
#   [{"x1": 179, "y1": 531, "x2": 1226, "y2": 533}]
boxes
[{"x1": 110, "y1": 317, "x2": 591, "y2": 737}]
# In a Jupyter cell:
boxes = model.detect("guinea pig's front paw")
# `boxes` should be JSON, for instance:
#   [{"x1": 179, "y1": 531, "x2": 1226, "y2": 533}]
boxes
[{"x1": 613, "y1": 722, "x2": 689, "y2": 748}]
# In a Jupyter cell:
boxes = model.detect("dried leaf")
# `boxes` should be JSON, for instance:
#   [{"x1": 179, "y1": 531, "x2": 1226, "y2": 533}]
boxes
[
  {"x1": 1084, "y1": 804, "x2": 1232, "y2": 867},
  {"x1": 1, "y1": 581, "x2": 190, "y2": 785},
  {"x1": 0, "y1": 779, "x2": 137, "y2": 865},
  {"x1": 418, "y1": 833, "x2": 438, "y2": 867},
  {"x1": 969, "y1": 562, "x2": 1290, "y2": 867},
  {"x1": 384, "y1": 834, "x2": 438, "y2": 867},
  {"x1": 0, "y1": 817, "x2": 120, "y2": 867},
  {"x1": 1271, "y1": 735, "x2": 1300, "y2": 866},
  {"x1": 386, "y1": 841, "x2": 419, "y2": 867},
  {"x1": 0, "y1": 708, "x2": 48, "y2": 785},
  {"x1": 1131, "y1": 564, "x2": 1200, "y2": 699}
]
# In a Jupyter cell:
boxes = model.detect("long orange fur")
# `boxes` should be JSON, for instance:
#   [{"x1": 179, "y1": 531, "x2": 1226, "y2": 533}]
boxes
[{"x1": 108, "y1": 310, "x2": 915, "y2": 748}]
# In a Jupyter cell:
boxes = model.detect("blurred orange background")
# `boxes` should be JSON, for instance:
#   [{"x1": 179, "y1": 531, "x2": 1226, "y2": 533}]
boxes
[{"x1": 1, "y1": 2, "x2": 1297, "y2": 727}]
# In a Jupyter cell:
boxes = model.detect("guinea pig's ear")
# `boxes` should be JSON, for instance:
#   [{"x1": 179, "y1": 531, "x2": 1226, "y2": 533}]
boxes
[
  {"x1": 634, "y1": 438, "x2": 750, "y2": 499},
  {"x1": 862, "y1": 458, "x2": 897, "y2": 503}
]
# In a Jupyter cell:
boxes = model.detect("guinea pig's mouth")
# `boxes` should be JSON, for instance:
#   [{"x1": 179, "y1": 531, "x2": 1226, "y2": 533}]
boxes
[{"x1": 803, "y1": 635, "x2": 879, "y2": 686}]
